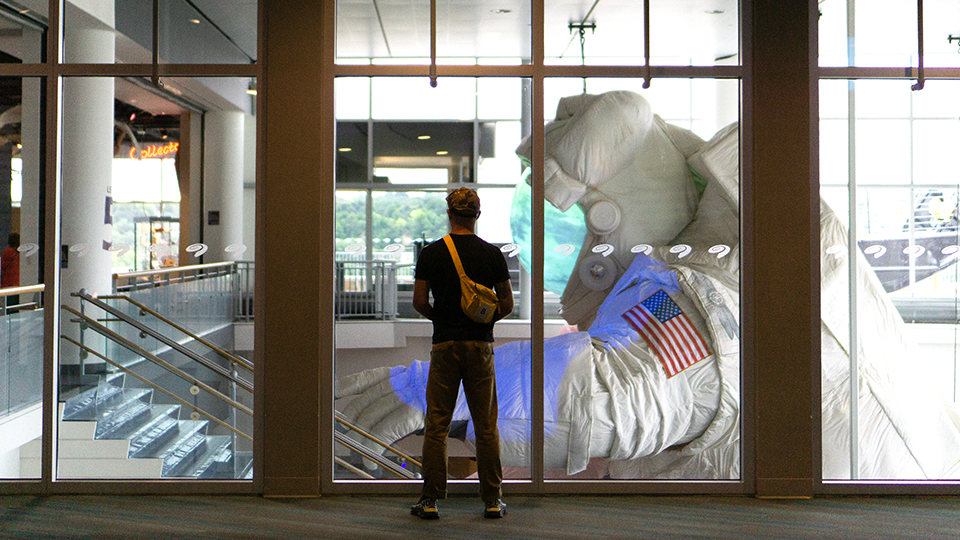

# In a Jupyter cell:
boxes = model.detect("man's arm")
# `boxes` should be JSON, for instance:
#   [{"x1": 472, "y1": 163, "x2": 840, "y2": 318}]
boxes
[
  {"x1": 413, "y1": 279, "x2": 433, "y2": 320},
  {"x1": 493, "y1": 279, "x2": 513, "y2": 322}
]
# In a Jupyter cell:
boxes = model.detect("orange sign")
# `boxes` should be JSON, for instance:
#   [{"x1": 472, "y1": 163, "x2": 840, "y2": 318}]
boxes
[{"x1": 129, "y1": 142, "x2": 179, "y2": 159}]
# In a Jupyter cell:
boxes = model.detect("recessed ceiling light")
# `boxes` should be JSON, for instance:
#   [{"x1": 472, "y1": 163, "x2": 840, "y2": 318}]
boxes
[
  {"x1": 18, "y1": 9, "x2": 29, "y2": 14},
  {"x1": 189, "y1": 18, "x2": 201, "y2": 24},
  {"x1": 339, "y1": 148, "x2": 352, "y2": 152},
  {"x1": 418, "y1": 135, "x2": 431, "y2": 140},
  {"x1": 491, "y1": 9, "x2": 511, "y2": 14},
  {"x1": 436, "y1": 151, "x2": 448, "y2": 155}
]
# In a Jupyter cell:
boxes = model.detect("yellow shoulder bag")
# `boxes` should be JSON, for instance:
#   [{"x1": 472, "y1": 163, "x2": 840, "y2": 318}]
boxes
[{"x1": 443, "y1": 235, "x2": 499, "y2": 324}]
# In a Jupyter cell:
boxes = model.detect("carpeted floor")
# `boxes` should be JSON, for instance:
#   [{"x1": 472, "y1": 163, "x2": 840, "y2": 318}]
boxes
[{"x1": 0, "y1": 494, "x2": 957, "y2": 539}]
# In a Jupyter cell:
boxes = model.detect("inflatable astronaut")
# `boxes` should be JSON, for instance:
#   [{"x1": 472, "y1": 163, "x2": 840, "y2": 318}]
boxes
[
  {"x1": 337, "y1": 90, "x2": 742, "y2": 479},
  {"x1": 337, "y1": 90, "x2": 960, "y2": 480}
]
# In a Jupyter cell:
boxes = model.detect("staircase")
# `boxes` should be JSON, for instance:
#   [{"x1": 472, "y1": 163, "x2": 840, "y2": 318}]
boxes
[{"x1": 21, "y1": 374, "x2": 253, "y2": 479}]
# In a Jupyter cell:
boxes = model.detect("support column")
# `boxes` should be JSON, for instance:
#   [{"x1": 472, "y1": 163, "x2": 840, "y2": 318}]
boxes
[
  {"x1": 59, "y1": 9, "x2": 115, "y2": 369},
  {"x1": 261, "y1": 0, "x2": 325, "y2": 496},
  {"x1": 202, "y1": 111, "x2": 245, "y2": 262},
  {"x1": 746, "y1": 0, "x2": 818, "y2": 497}
]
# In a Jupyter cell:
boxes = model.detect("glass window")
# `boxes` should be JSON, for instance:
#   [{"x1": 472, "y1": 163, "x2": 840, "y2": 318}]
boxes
[
  {"x1": 159, "y1": 0, "x2": 257, "y2": 64},
  {"x1": 64, "y1": 0, "x2": 145, "y2": 64},
  {"x1": 64, "y1": 0, "x2": 256, "y2": 65},
  {"x1": 0, "y1": 8, "x2": 44, "y2": 64},
  {"x1": 546, "y1": 0, "x2": 739, "y2": 67},
  {"x1": 540, "y1": 78, "x2": 741, "y2": 480},
  {"x1": 0, "y1": 77, "x2": 43, "y2": 479},
  {"x1": 371, "y1": 78, "x2": 477, "y2": 120},
  {"x1": 57, "y1": 76, "x2": 255, "y2": 480},
  {"x1": 819, "y1": 0, "x2": 960, "y2": 68},
  {"x1": 821, "y1": 79, "x2": 960, "y2": 481},
  {"x1": 336, "y1": 1, "x2": 531, "y2": 63},
  {"x1": 334, "y1": 76, "x2": 532, "y2": 483}
]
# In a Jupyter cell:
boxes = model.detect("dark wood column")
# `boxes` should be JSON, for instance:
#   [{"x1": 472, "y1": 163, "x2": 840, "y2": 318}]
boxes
[
  {"x1": 744, "y1": 0, "x2": 819, "y2": 497},
  {"x1": 259, "y1": 0, "x2": 329, "y2": 496}
]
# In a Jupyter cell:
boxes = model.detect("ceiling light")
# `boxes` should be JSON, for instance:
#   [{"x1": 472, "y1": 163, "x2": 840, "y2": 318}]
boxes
[
  {"x1": 189, "y1": 18, "x2": 201, "y2": 24},
  {"x1": 418, "y1": 135, "x2": 430, "y2": 140},
  {"x1": 129, "y1": 113, "x2": 136, "y2": 121},
  {"x1": 436, "y1": 151, "x2": 448, "y2": 155},
  {"x1": 339, "y1": 148, "x2": 352, "y2": 152}
]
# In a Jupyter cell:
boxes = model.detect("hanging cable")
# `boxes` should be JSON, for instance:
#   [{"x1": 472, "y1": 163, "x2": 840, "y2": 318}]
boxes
[
  {"x1": 642, "y1": 0, "x2": 651, "y2": 88},
  {"x1": 569, "y1": 22, "x2": 595, "y2": 94},
  {"x1": 912, "y1": 0, "x2": 925, "y2": 91},
  {"x1": 430, "y1": 0, "x2": 437, "y2": 87},
  {"x1": 152, "y1": 0, "x2": 162, "y2": 88}
]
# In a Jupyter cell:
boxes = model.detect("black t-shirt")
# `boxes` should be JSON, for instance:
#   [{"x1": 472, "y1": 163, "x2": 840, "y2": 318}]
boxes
[{"x1": 415, "y1": 234, "x2": 510, "y2": 343}]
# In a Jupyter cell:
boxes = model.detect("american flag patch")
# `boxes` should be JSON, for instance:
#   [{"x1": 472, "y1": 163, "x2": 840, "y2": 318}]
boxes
[{"x1": 622, "y1": 289, "x2": 710, "y2": 378}]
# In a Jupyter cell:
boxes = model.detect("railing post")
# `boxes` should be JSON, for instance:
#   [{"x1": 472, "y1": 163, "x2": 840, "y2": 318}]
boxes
[{"x1": 232, "y1": 366, "x2": 239, "y2": 477}]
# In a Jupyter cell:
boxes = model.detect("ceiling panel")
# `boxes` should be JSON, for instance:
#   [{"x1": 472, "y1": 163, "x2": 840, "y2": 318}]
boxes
[{"x1": 336, "y1": 0, "x2": 739, "y2": 64}]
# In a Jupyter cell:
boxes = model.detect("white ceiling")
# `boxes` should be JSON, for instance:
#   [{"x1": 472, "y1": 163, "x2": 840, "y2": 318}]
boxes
[{"x1": 336, "y1": 0, "x2": 740, "y2": 64}]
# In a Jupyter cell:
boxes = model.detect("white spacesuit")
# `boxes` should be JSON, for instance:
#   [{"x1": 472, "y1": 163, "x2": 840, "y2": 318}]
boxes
[{"x1": 337, "y1": 90, "x2": 960, "y2": 480}]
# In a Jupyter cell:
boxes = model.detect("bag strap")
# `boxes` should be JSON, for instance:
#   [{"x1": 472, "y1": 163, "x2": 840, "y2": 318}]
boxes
[{"x1": 442, "y1": 235, "x2": 469, "y2": 280}]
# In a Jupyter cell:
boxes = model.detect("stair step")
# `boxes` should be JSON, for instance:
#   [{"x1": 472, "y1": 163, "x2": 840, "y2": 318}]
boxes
[
  {"x1": 56, "y1": 456, "x2": 164, "y2": 479},
  {"x1": 120, "y1": 405, "x2": 183, "y2": 459},
  {"x1": 61, "y1": 379, "x2": 125, "y2": 421},
  {"x1": 57, "y1": 438, "x2": 131, "y2": 459},
  {"x1": 180, "y1": 436, "x2": 233, "y2": 479},
  {"x1": 231, "y1": 450, "x2": 254, "y2": 480},
  {"x1": 157, "y1": 420, "x2": 209, "y2": 477},
  {"x1": 93, "y1": 390, "x2": 154, "y2": 439}
]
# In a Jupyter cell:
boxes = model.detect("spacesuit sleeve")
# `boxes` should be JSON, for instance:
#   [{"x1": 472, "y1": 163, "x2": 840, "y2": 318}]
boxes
[{"x1": 516, "y1": 91, "x2": 656, "y2": 212}]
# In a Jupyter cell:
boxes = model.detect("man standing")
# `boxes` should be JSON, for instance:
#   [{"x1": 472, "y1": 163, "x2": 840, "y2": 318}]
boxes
[{"x1": 410, "y1": 187, "x2": 513, "y2": 520}]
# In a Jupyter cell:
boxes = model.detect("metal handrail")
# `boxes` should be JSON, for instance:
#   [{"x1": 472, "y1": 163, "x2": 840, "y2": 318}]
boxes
[
  {"x1": 0, "y1": 284, "x2": 44, "y2": 297},
  {"x1": 1, "y1": 284, "x2": 44, "y2": 314},
  {"x1": 113, "y1": 262, "x2": 237, "y2": 293},
  {"x1": 99, "y1": 294, "x2": 253, "y2": 372},
  {"x1": 113, "y1": 261, "x2": 236, "y2": 282},
  {"x1": 335, "y1": 456, "x2": 375, "y2": 480},
  {"x1": 335, "y1": 431, "x2": 417, "y2": 479},
  {"x1": 62, "y1": 305, "x2": 252, "y2": 417},
  {"x1": 73, "y1": 291, "x2": 253, "y2": 393},
  {"x1": 335, "y1": 411, "x2": 422, "y2": 469},
  {"x1": 61, "y1": 335, "x2": 252, "y2": 442}
]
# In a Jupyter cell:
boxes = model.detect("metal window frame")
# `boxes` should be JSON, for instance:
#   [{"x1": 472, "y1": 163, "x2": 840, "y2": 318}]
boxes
[
  {"x1": 815, "y1": 0, "x2": 960, "y2": 495},
  {"x1": 0, "y1": 0, "x2": 261, "y2": 495},
  {"x1": 322, "y1": 0, "x2": 752, "y2": 496}
]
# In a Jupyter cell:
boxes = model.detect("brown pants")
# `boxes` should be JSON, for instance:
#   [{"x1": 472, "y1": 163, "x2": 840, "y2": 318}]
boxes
[{"x1": 420, "y1": 340, "x2": 502, "y2": 504}]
